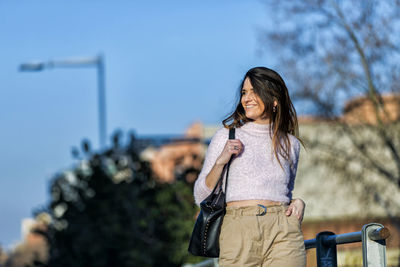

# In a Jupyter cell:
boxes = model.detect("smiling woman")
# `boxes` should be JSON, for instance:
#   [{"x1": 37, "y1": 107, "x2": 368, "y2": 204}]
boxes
[{"x1": 193, "y1": 67, "x2": 306, "y2": 266}]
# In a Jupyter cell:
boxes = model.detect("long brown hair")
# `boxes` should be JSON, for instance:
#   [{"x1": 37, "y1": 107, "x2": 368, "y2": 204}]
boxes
[{"x1": 222, "y1": 67, "x2": 303, "y2": 167}]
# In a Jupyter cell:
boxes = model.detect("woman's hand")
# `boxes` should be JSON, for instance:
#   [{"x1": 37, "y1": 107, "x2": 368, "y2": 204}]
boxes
[
  {"x1": 286, "y1": 198, "x2": 305, "y2": 222},
  {"x1": 204, "y1": 138, "x2": 243, "y2": 190},
  {"x1": 215, "y1": 139, "x2": 243, "y2": 165}
]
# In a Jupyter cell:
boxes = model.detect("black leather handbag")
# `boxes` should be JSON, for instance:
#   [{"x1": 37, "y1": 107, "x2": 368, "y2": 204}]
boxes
[{"x1": 188, "y1": 128, "x2": 235, "y2": 258}]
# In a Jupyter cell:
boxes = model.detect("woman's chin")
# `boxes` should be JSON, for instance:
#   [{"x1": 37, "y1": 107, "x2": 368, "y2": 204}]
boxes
[{"x1": 245, "y1": 114, "x2": 259, "y2": 121}]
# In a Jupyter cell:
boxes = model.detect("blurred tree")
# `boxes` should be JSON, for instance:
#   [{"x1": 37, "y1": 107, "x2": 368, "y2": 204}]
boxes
[
  {"x1": 35, "y1": 131, "x2": 201, "y2": 267},
  {"x1": 0, "y1": 245, "x2": 7, "y2": 265},
  {"x1": 4, "y1": 248, "x2": 46, "y2": 267},
  {"x1": 258, "y1": 0, "x2": 400, "y2": 225}
]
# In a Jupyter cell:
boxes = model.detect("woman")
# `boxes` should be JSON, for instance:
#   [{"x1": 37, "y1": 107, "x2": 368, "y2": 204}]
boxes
[{"x1": 194, "y1": 67, "x2": 306, "y2": 267}]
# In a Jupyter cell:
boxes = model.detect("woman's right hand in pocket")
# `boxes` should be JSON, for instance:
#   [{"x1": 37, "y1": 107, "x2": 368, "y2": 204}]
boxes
[{"x1": 216, "y1": 139, "x2": 243, "y2": 165}]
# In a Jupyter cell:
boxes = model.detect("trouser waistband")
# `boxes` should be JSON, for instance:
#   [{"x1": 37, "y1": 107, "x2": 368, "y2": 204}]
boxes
[{"x1": 225, "y1": 203, "x2": 289, "y2": 216}]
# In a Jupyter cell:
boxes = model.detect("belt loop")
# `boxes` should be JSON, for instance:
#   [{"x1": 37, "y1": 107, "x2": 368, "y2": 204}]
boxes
[{"x1": 256, "y1": 204, "x2": 267, "y2": 216}]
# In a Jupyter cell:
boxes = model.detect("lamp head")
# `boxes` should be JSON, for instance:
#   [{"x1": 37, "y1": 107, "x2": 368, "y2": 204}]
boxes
[{"x1": 19, "y1": 63, "x2": 45, "y2": 71}]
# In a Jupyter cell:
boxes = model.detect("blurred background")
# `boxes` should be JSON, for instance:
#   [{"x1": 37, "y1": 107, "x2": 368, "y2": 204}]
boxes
[{"x1": 1, "y1": 0, "x2": 399, "y2": 266}]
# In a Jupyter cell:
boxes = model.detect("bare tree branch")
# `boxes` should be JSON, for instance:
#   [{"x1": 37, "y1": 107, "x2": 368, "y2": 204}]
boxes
[{"x1": 258, "y1": 0, "x2": 400, "y2": 218}]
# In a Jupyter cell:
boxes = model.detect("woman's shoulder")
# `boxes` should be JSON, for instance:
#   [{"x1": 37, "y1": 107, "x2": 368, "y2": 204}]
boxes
[
  {"x1": 211, "y1": 126, "x2": 229, "y2": 141},
  {"x1": 205, "y1": 126, "x2": 229, "y2": 151},
  {"x1": 287, "y1": 133, "x2": 301, "y2": 153},
  {"x1": 287, "y1": 133, "x2": 300, "y2": 143}
]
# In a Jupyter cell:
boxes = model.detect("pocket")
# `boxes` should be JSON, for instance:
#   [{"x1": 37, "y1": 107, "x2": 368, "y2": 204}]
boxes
[
  {"x1": 282, "y1": 213, "x2": 304, "y2": 250},
  {"x1": 219, "y1": 215, "x2": 233, "y2": 242},
  {"x1": 287, "y1": 213, "x2": 301, "y2": 229},
  {"x1": 218, "y1": 216, "x2": 243, "y2": 261},
  {"x1": 284, "y1": 213, "x2": 305, "y2": 251}
]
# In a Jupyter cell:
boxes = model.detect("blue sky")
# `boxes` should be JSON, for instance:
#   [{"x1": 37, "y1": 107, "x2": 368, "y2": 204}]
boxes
[{"x1": 0, "y1": 0, "x2": 286, "y2": 248}]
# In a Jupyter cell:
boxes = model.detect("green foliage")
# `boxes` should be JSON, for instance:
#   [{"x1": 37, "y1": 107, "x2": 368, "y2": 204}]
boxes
[{"x1": 36, "y1": 133, "x2": 202, "y2": 267}]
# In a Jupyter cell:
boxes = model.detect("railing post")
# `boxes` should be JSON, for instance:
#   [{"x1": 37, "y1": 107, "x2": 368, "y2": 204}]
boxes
[
  {"x1": 362, "y1": 223, "x2": 388, "y2": 267},
  {"x1": 316, "y1": 231, "x2": 337, "y2": 267}
]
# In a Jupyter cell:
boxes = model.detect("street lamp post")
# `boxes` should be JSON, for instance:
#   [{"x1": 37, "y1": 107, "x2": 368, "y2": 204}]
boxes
[{"x1": 19, "y1": 54, "x2": 107, "y2": 149}]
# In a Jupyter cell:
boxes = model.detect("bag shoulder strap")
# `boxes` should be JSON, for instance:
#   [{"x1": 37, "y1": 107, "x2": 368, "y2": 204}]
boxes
[
  {"x1": 224, "y1": 128, "x2": 235, "y2": 200},
  {"x1": 210, "y1": 128, "x2": 235, "y2": 196},
  {"x1": 229, "y1": 127, "x2": 235, "y2": 140}
]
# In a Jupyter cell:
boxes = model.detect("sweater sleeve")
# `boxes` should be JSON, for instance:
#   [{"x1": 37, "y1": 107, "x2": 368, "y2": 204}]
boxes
[
  {"x1": 287, "y1": 136, "x2": 301, "y2": 199},
  {"x1": 193, "y1": 127, "x2": 228, "y2": 206}
]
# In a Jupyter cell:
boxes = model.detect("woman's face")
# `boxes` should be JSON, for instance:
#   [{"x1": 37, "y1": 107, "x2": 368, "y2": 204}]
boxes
[{"x1": 241, "y1": 77, "x2": 270, "y2": 124}]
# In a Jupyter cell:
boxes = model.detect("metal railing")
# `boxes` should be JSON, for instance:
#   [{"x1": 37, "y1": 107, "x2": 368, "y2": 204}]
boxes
[
  {"x1": 182, "y1": 259, "x2": 217, "y2": 267},
  {"x1": 183, "y1": 223, "x2": 391, "y2": 267}
]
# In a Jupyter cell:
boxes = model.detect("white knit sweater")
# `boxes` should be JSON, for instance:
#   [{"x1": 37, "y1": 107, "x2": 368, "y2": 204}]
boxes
[{"x1": 193, "y1": 122, "x2": 300, "y2": 206}]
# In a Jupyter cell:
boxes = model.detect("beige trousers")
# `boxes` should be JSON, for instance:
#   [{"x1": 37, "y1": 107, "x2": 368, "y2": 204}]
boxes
[{"x1": 218, "y1": 204, "x2": 306, "y2": 267}]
